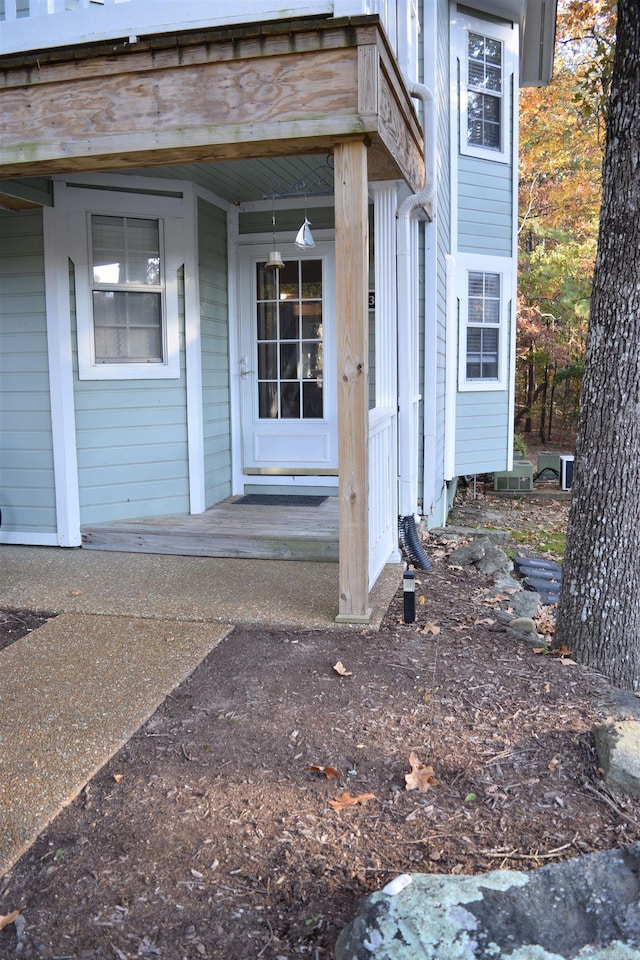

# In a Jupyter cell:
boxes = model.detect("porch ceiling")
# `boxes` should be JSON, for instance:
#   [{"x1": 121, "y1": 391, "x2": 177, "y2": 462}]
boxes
[{"x1": 0, "y1": 16, "x2": 424, "y2": 192}]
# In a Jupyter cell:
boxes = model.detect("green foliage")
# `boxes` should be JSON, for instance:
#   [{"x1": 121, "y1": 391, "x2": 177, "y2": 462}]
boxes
[
  {"x1": 513, "y1": 433, "x2": 528, "y2": 457},
  {"x1": 517, "y1": 1, "x2": 615, "y2": 444}
]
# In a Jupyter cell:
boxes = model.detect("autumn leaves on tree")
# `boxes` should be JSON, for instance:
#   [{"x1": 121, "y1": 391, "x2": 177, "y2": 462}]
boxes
[{"x1": 517, "y1": 0, "x2": 615, "y2": 445}]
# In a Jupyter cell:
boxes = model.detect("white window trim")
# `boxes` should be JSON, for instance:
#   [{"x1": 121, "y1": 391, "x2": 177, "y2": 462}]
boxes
[
  {"x1": 454, "y1": 10, "x2": 517, "y2": 165},
  {"x1": 66, "y1": 187, "x2": 185, "y2": 380},
  {"x1": 457, "y1": 253, "x2": 511, "y2": 392}
]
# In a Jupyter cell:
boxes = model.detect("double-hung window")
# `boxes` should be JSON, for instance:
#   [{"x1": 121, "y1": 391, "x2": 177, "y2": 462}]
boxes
[
  {"x1": 67, "y1": 186, "x2": 184, "y2": 380},
  {"x1": 467, "y1": 32, "x2": 502, "y2": 151},
  {"x1": 466, "y1": 270, "x2": 500, "y2": 380},
  {"x1": 457, "y1": 13, "x2": 515, "y2": 163},
  {"x1": 457, "y1": 254, "x2": 510, "y2": 391},
  {"x1": 91, "y1": 215, "x2": 164, "y2": 364}
]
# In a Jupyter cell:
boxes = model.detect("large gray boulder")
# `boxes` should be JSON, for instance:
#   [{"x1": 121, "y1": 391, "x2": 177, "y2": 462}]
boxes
[
  {"x1": 335, "y1": 844, "x2": 640, "y2": 959},
  {"x1": 593, "y1": 719, "x2": 640, "y2": 796}
]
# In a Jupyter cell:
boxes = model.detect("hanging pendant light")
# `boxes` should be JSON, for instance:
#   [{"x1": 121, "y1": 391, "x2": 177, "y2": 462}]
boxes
[
  {"x1": 294, "y1": 216, "x2": 315, "y2": 249},
  {"x1": 266, "y1": 201, "x2": 284, "y2": 270}
]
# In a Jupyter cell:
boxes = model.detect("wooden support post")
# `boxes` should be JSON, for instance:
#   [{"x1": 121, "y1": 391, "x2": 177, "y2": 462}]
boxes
[{"x1": 334, "y1": 138, "x2": 371, "y2": 623}]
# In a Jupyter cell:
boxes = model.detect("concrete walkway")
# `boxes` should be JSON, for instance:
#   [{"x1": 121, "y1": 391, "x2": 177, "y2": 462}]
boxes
[
  {"x1": 0, "y1": 546, "x2": 401, "y2": 876},
  {"x1": 1, "y1": 546, "x2": 400, "y2": 628}
]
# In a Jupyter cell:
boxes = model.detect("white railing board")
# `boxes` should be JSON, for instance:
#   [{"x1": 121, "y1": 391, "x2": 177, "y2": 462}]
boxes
[
  {"x1": 368, "y1": 405, "x2": 397, "y2": 586},
  {"x1": 0, "y1": 1, "x2": 334, "y2": 54},
  {"x1": 0, "y1": 0, "x2": 417, "y2": 77}
]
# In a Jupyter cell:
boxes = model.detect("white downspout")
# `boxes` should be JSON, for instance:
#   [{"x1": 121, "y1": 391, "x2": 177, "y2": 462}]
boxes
[{"x1": 397, "y1": 80, "x2": 436, "y2": 522}]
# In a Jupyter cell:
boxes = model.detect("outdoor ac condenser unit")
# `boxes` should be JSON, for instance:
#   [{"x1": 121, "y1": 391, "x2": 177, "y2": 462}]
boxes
[
  {"x1": 560, "y1": 455, "x2": 574, "y2": 491},
  {"x1": 493, "y1": 462, "x2": 534, "y2": 492}
]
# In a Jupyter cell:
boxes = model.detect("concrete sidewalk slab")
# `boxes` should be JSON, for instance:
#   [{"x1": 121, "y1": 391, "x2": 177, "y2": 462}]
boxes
[
  {"x1": 0, "y1": 613, "x2": 231, "y2": 876},
  {"x1": 0, "y1": 547, "x2": 401, "y2": 630}
]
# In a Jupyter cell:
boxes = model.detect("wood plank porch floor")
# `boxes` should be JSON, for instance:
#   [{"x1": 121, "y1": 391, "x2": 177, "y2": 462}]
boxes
[{"x1": 81, "y1": 496, "x2": 339, "y2": 561}]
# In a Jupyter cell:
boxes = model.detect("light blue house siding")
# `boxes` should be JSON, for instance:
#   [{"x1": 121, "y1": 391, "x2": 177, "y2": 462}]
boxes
[
  {"x1": 455, "y1": 377, "x2": 511, "y2": 473},
  {"x1": 429, "y1": 0, "x2": 453, "y2": 524},
  {"x1": 453, "y1": 20, "x2": 515, "y2": 478},
  {"x1": 0, "y1": 209, "x2": 57, "y2": 537},
  {"x1": 457, "y1": 157, "x2": 513, "y2": 256},
  {"x1": 72, "y1": 272, "x2": 190, "y2": 526},
  {"x1": 198, "y1": 198, "x2": 232, "y2": 507}
]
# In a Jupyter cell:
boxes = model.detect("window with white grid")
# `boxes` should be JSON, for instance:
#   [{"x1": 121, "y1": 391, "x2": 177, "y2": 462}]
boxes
[
  {"x1": 455, "y1": 12, "x2": 515, "y2": 164},
  {"x1": 457, "y1": 255, "x2": 510, "y2": 392},
  {"x1": 67, "y1": 187, "x2": 184, "y2": 380}
]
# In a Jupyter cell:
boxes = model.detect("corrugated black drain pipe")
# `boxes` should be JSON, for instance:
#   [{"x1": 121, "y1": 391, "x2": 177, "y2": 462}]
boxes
[{"x1": 398, "y1": 515, "x2": 432, "y2": 571}]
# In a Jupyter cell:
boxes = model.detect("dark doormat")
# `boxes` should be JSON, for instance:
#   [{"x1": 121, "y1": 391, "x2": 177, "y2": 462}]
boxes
[{"x1": 235, "y1": 494, "x2": 328, "y2": 507}]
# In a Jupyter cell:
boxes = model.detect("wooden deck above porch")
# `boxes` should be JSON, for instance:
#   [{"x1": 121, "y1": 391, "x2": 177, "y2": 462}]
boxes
[
  {"x1": 0, "y1": 15, "x2": 424, "y2": 191},
  {"x1": 81, "y1": 496, "x2": 339, "y2": 562}
]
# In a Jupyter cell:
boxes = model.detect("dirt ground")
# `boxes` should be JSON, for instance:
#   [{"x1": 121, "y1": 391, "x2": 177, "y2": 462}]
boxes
[{"x1": 2, "y1": 487, "x2": 640, "y2": 960}]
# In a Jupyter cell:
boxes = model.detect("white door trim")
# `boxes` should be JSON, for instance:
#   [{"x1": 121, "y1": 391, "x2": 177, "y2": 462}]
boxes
[{"x1": 236, "y1": 240, "x2": 337, "y2": 482}]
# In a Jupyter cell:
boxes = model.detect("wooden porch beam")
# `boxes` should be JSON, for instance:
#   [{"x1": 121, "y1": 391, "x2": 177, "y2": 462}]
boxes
[
  {"x1": 334, "y1": 137, "x2": 371, "y2": 623},
  {"x1": 0, "y1": 19, "x2": 423, "y2": 190}
]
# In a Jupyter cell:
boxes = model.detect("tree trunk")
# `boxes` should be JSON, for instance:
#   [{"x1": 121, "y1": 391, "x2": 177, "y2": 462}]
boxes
[
  {"x1": 548, "y1": 367, "x2": 556, "y2": 442},
  {"x1": 525, "y1": 344, "x2": 535, "y2": 434},
  {"x1": 555, "y1": 0, "x2": 640, "y2": 689},
  {"x1": 538, "y1": 364, "x2": 548, "y2": 444}
]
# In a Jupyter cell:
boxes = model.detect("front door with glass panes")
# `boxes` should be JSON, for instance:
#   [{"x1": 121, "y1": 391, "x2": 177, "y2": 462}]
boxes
[{"x1": 239, "y1": 242, "x2": 337, "y2": 474}]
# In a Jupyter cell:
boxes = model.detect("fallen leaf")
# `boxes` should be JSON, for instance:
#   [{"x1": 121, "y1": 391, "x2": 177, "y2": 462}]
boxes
[
  {"x1": 554, "y1": 645, "x2": 573, "y2": 658},
  {"x1": 474, "y1": 617, "x2": 496, "y2": 625},
  {"x1": 333, "y1": 661, "x2": 352, "y2": 677},
  {"x1": 421, "y1": 623, "x2": 441, "y2": 636},
  {"x1": 328, "y1": 791, "x2": 376, "y2": 811},
  {"x1": 532, "y1": 647, "x2": 548, "y2": 655},
  {"x1": 0, "y1": 911, "x2": 19, "y2": 932},
  {"x1": 405, "y1": 752, "x2": 439, "y2": 792},
  {"x1": 306, "y1": 764, "x2": 341, "y2": 780},
  {"x1": 113, "y1": 773, "x2": 124, "y2": 783},
  {"x1": 548, "y1": 756, "x2": 562, "y2": 772}
]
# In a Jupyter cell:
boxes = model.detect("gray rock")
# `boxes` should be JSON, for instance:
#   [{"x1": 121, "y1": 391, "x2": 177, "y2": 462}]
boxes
[
  {"x1": 511, "y1": 590, "x2": 541, "y2": 619},
  {"x1": 490, "y1": 575, "x2": 523, "y2": 598},
  {"x1": 494, "y1": 609, "x2": 515, "y2": 625},
  {"x1": 438, "y1": 525, "x2": 510, "y2": 544},
  {"x1": 476, "y1": 545, "x2": 512, "y2": 576},
  {"x1": 593, "y1": 719, "x2": 640, "y2": 796},
  {"x1": 507, "y1": 616, "x2": 538, "y2": 636},
  {"x1": 448, "y1": 538, "x2": 491, "y2": 566},
  {"x1": 335, "y1": 844, "x2": 640, "y2": 959}
]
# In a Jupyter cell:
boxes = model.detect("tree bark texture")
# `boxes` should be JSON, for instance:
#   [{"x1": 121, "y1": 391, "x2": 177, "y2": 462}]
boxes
[{"x1": 555, "y1": 0, "x2": 640, "y2": 689}]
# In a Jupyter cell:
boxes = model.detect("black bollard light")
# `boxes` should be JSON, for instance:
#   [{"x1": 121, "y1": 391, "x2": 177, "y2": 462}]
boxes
[{"x1": 403, "y1": 569, "x2": 416, "y2": 624}]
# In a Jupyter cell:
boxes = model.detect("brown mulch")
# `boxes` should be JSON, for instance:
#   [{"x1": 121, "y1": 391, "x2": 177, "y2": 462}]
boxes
[{"x1": 1, "y1": 492, "x2": 640, "y2": 960}]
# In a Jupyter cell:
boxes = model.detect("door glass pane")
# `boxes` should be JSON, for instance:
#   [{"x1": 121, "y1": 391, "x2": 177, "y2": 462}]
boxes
[
  {"x1": 301, "y1": 302, "x2": 322, "y2": 340},
  {"x1": 280, "y1": 343, "x2": 299, "y2": 379},
  {"x1": 301, "y1": 259, "x2": 322, "y2": 297},
  {"x1": 254, "y1": 258, "x2": 324, "y2": 420},
  {"x1": 280, "y1": 301, "x2": 298, "y2": 340},
  {"x1": 257, "y1": 302, "x2": 277, "y2": 341},
  {"x1": 280, "y1": 382, "x2": 300, "y2": 418},
  {"x1": 258, "y1": 381, "x2": 278, "y2": 419},
  {"x1": 302, "y1": 342, "x2": 322, "y2": 379},
  {"x1": 258, "y1": 343, "x2": 277, "y2": 380},
  {"x1": 303, "y1": 381, "x2": 323, "y2": 418}
]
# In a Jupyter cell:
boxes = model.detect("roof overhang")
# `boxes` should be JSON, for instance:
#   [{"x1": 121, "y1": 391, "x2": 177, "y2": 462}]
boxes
[{"x1": 464, "y1": 0, "x2": 557, "y2": 86}]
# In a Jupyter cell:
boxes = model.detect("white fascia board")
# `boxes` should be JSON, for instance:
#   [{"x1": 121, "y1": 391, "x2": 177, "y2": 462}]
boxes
[
  {"x1": 1, "y1": 2, "x2": 334, "y2": 56},
  {"x1": 44, "y1": 184, "x2": 82, "y2": 547},
  {"x1": 183, "y1": 183, "x2": 206, "y2": 514}
]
